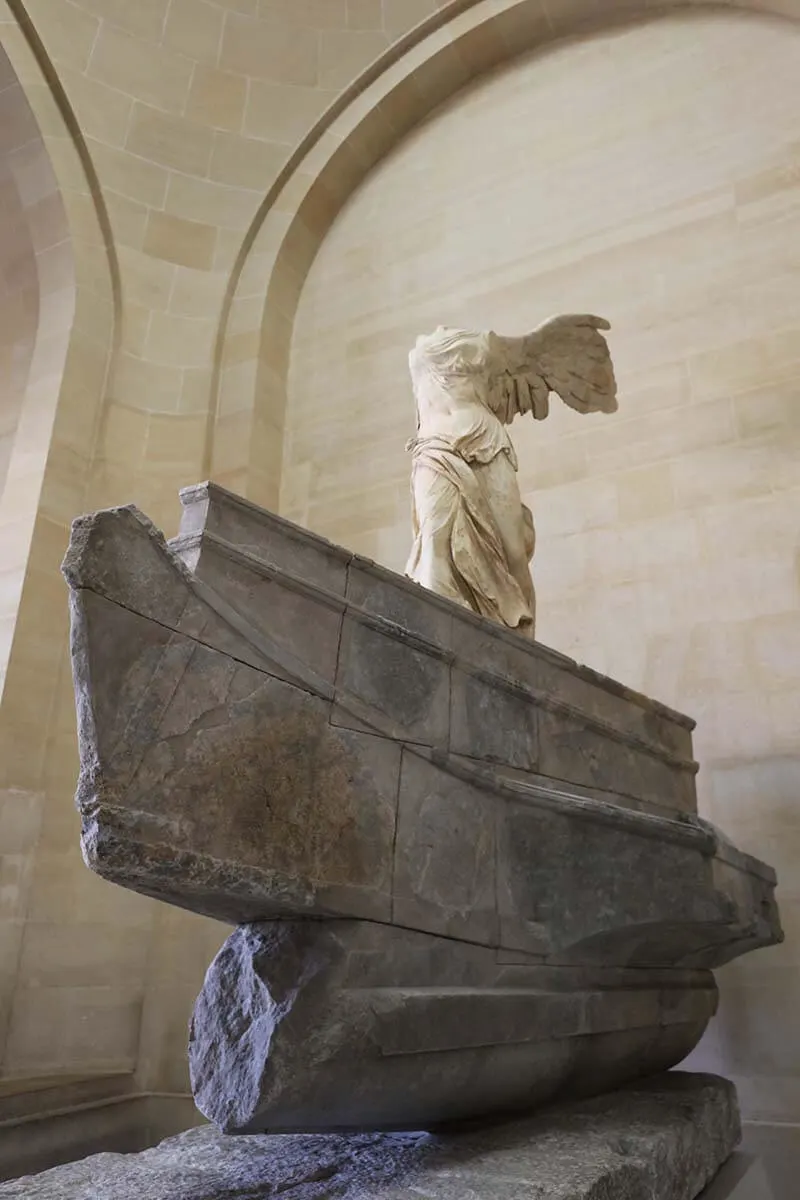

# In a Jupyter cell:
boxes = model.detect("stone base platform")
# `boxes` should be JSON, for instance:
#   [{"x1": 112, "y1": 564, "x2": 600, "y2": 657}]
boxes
[{"x1": 0, "y1": 1073, "x2": 739, "y2": 1199}]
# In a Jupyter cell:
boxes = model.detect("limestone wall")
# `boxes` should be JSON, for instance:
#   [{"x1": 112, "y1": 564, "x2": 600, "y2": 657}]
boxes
[{"x1": 285, "y1": 10, "x2": 800, "y2": 1120}]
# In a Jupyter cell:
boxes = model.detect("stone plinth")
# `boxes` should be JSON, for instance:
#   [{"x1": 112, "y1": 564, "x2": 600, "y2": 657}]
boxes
[{"x1": 0, "y1": 1074, "x2": 740, "y2": 1200}]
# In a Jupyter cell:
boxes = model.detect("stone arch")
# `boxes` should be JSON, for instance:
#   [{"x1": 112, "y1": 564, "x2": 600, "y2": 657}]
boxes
[
  {"x1": 210, "y1": 0, "x2": 800, "y2": 508},
  {"x1": 0, "y1": 36, "x2": 76, "y2": 693},
  {"x1": 0, "y1": 1, "x2": 125, "y2": 1082},
  {"x1": 0, "y1": 2, "x2": 118, "y2": 775}
]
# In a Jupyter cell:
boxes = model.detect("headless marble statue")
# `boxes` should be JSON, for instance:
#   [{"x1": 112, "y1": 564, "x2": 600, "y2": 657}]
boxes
[{"x1": 405, "y1": 316, "x2": 617, "y2": 639}]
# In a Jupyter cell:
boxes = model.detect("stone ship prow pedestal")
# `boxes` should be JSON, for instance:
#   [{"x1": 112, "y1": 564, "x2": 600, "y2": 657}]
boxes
[{"x1": 62, "y1": 482, "x2": 782, "y2": 1136}]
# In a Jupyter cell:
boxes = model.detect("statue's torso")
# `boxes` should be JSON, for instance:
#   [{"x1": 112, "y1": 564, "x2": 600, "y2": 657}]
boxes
[{"x1": 412, "y1": 374, "x2": 515, "y2": 468}]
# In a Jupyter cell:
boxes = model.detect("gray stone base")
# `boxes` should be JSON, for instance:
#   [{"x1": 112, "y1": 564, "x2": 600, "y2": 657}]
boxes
[{"x1": 0, "y1": 1073, "x2": 739, "y2": 1199}]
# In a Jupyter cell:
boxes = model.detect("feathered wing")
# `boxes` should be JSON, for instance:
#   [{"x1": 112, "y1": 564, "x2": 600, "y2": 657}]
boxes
[{"x1": 486, "y1": 314, "x2": 617, "y2": 424}]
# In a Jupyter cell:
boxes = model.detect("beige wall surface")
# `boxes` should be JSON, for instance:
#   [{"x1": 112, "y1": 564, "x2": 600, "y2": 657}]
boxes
[{"x1": 285, "y1": 10, "x2": 800, "y2": 1120}]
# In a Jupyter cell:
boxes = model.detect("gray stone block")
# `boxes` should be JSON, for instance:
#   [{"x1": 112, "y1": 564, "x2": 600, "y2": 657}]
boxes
[
  {"x1": 61, "y1": 491, "x2": 782, "y2": 1134},
  {"x1": 182, "y1": 537, "x2": 344, "y2": 689},
  {"x1": 73, "y1": 589, "x2": 396, "y2": 926},
  {"x1": 346, "y1": 556, "x2": 455, "y2": 652},
  {"x1": 535, "y1": 703, "x2": 697, "y2": 813},
  {"x1": 450, "y1": 666, "x2": 539, "y2": 770},
  {"x1": 392, "y1": 751, "x2": 498, "y2": 946},
  {"x1": 453, "y1": 619, "x2": 696, "y2": 766},
  {"x1": 333, "y1": 612, "x2": 451, "y2": 747},
  {"x1": 497, "y1": 797, "x2": 718, "y2": 963},
  {"x1": 187, "y1": 919, "x2": 720, "y2": 1134},
  {"x1": 178, "y1": 481, "x2": 351, "y2": 596},
  {"x1": 172, "y1": 484, "x2": 697, "y2": 813}
]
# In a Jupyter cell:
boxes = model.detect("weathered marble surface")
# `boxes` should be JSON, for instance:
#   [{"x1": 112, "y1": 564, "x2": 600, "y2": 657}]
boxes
[
  {"x1": 0, "y1": 1074, "x2": 739, "y2": 1200},
  {"x1": 405, "y1": 317, "x2": 617, "y2": 639},
  {"x1": 61, "y1": 483, "x2": 782, "y2": 1132}
]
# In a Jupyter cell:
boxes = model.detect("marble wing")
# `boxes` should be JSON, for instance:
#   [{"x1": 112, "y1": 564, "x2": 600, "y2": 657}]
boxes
[{"x1": 488, "y1": 314, "x2": 617, "y2": 423}]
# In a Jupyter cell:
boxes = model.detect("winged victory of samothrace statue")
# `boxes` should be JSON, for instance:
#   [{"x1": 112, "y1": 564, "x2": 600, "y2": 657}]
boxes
[{"x1": 404, "y1": 314, "x2": 618, "y2": 640}]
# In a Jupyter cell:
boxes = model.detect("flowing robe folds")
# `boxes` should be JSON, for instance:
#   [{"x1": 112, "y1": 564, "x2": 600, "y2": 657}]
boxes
[{"x1": 404, "y1": 329, "x2": 537, "y2": 638}]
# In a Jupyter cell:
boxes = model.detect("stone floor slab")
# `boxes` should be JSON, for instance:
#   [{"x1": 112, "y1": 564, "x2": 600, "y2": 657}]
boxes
[
  {"x1": 700, "y1": 1154, "x2": 773, "y2": 1198},
  {"x1": 0, "y1": 1073, "x2": 738, "y2": 1200}
]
